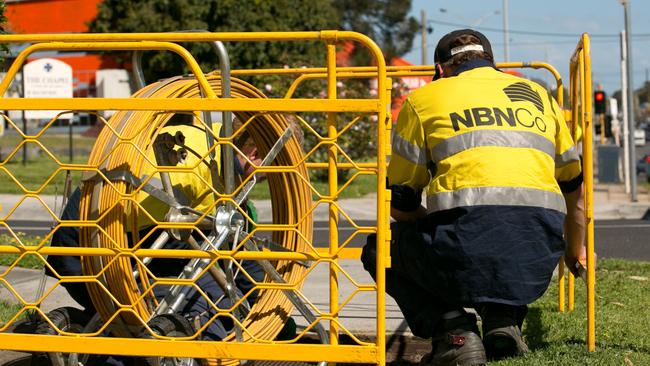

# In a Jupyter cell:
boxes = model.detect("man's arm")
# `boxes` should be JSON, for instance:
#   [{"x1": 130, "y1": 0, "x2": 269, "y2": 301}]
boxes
[
  {"x1": 563, "y1": 184, "x2": 587, "y2": 276},
  {"x1": 391, "y1": 205, "x2": 427, "y2": 222},
  {"x1": 387, "y1": 99, "x2": 431, "y2": 222}
]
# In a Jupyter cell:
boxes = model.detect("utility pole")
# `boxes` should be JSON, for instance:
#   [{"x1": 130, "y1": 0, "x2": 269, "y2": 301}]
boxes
[
  {"x1": 421, "y1": 9, "x2": 427, "y2": 65},
  {"x1": 621, "y1": 30, "x2": 630, "y2": 193},
  {"x1": 622, "y1": 0, "x2": 637, "y2": 201},
  {"x1": 503, "y1": 0, "x2": 510, "y2": 62}
]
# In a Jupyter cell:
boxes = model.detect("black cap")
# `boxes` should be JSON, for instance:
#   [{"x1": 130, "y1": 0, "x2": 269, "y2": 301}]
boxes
[{"x1": 434, "y1": 29, "x2": 494, "y2": 64}]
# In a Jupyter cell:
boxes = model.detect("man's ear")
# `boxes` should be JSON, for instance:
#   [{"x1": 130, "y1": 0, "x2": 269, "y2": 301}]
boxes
[{"x1": 433, "y1": 63, "x2": 444, "y2": 81}]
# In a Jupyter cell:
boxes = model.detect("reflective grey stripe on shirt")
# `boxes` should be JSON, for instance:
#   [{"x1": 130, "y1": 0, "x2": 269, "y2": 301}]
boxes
[
  {"x1": 555, "y1": 145, "x2": 580, "y2": 167},
  {"x1": 392, "y1": 132, "x2": 428, "y2": 166},
  {"x1": 430, "y1": 130, "x2": 555, "y2": 162},
  {"x1": 427, "y1": 186, "x2": 567, "y2": 214}
]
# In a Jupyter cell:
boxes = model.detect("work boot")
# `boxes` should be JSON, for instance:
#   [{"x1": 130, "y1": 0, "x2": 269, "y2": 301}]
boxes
[
  {"x1": 479, "y1": 304, "x2": 529, "y2": 360},
  {"x1": 482, "y1": 325, "x2": 529, "y2": 360},
  {"x1": 420, "y1": 313, "x2": 487, "y2": 366}
]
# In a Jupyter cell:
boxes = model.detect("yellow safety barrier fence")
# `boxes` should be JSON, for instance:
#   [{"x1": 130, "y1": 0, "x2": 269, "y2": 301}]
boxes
[
  {"x1": 0, "y1": 30, "x2": 596, "y2": 364},
  {"x1": 0, "y1": 31, "x2": 390, "y2": 365}
]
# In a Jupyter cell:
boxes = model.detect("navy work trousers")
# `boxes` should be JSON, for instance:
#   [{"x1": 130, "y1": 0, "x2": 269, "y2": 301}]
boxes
[{"x1": 361, "y1": 220, "x2": 528, "y2": 338}]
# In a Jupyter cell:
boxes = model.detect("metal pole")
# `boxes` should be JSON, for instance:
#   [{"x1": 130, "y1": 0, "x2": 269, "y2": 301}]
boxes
[
  {"x1": 623, "y1": 0, "x2": 637, "y2": 201},
  {"x1": 421, "y1": 9, "x2": 427, "y2": 65},
  {"x1": 21, "y1": 111, "x2": 26, "y2": 165},
  {"x1": 21, "y1": 70, "x2": 27, "y2": 165},
  {"x1": 503, "y1": 0, "x2": 510, "y2": 62},
  {"x1": 599, "y1": 114, "x2": 605, "y2": 144},
  {"x1": 325, "y1": 41, "x2": 339, "y2": 365},
  {"x1": 621, "y1": 30, "x2": 630, "y2": 194},
  {"x1": 68, "y1": 117, "x2": 73, "y2": 162},
  {"x1": 210, "y1": 41, "x2": 234, "y2": 202}
]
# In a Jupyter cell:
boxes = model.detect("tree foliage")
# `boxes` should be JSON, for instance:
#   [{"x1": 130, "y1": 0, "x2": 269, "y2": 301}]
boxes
[
  {"x1": 89, "y1": 0, "x2": 419, "y2": 179},
  {"x1": 0, "y1": 0, "x2": 7, "y2": 59},
  {"x1": 89, "y1": 0, "x2": 339, "y2": 82},
  {"x1": 333, "y1": 0, "x2": 419, "y2": 62}
]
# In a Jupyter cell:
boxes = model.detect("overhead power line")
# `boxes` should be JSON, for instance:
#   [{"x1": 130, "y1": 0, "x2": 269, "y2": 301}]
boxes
[{"x1": 427, "y1": 19, "x2": 650, "y2": 39}]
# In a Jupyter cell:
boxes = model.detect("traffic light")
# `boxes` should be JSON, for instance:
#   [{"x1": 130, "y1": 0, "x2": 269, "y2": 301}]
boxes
[{"x1": 594, "y1": 91, "x2": 606, "y2": 114}]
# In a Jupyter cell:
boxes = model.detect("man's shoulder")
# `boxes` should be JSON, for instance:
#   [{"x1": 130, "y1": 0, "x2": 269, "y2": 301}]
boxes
[
  {"x1": 406, "y1": 80, "x2": 445, "y2": 105},
  {"x1": 497, "y1": 71, "x2": 549, "y2": 93}
]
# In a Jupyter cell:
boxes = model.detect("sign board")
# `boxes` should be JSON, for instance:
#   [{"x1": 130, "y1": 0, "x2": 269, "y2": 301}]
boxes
[
  {"x1": 24, "y1": 58, "x2": 73, "y2": 120},
  {"x1": 96, "y1": 69, "x2": 132, "y2": 118}
]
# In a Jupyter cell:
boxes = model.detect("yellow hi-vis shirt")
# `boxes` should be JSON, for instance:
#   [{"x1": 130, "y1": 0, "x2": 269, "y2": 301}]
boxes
[
  {"x1": 388, "y1": 66, "x2": 581, "y2": 214},
  {"x1": 130, "y1": 123, "x2": 222, "y2": 230}
]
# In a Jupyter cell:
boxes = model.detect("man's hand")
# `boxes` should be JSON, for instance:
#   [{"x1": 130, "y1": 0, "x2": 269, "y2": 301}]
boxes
[
  {"x1": 391, "y1": 205, "x2": 427, "y2": 222},
  {"x1": 564, "y1": 245, "x2": 588, "y2": 278},
  {"x1": 562, "y1": 184, "x2": 595, "y2": 278}
]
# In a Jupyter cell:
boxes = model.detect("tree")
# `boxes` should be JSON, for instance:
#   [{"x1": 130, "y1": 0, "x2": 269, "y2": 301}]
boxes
[
  {"x1": 89, "y1": 0, "x2": 420, "y2": 180},
  {"x1": 89, "y1": 0, "x2": 339, "y2": 84},
  {"x1": 333, "y1": 0, "x2": 419, "y2": 62},
  {"x1": 0, "y1": 0, "x2": 7, "y2": 59}
]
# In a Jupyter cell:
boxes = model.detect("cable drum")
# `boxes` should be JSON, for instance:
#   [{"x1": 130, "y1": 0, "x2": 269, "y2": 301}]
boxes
[{"x1": 78, "y1": 75, "x2": 313, "y2": 364}]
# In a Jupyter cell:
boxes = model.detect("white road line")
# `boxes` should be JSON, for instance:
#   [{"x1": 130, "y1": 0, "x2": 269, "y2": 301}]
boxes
[{"x1": 596, "y1": 224, "x2": 650, "y2": 229}]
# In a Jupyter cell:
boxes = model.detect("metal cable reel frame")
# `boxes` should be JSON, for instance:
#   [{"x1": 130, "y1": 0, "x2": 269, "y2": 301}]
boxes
[{"x1": 77, "y1": 74, "x2": 321, "y2": 358}]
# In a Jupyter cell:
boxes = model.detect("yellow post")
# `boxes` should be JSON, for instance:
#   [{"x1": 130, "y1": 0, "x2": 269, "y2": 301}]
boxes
[
  {"x1": 568, "y1": 271, "x2": 575, "y2": 311},
  {"x1": 558, "y1": 257, "x2": 565, "y2": 312},
  {"x1": 375, "y1": 75, "x2": 392, "y2": 366},
  {"x1": 326, "y1": 40, "x2": 340, "y2": 364},
  {"x1": 580, "y1": 33, "x2": 596, "y2": 353}
]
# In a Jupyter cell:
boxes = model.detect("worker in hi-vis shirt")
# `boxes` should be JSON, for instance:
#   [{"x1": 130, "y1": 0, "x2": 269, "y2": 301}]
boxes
[
  {"x1": 362, "y1": 29, "x2": 586, "y2": 366},
  {"x1": 45, "y1": 115, "x2": 265, "y2": 345}
]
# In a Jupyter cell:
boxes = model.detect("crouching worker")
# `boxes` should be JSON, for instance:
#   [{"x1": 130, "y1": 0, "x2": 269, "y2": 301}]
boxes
[
  {"x1": 44, "y1": 114, "x2": 265, "y2": 353},
  {"x1": 361, "y1": 29, "x2": 586, "y2": 365}
]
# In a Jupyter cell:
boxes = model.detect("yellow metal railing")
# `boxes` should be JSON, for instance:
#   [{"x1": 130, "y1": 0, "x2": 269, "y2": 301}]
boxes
[
  {"x1": 0, "y1": 31, "x2": 390, "y2": 365},
  {"x1": 568, "y1": 33, "x2": 596, "y2": 352}
]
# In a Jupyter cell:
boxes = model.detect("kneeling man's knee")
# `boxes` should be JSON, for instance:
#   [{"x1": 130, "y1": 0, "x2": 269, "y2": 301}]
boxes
[{"x1": 361, "y1": 233, "x2": 377, "y2": 276}]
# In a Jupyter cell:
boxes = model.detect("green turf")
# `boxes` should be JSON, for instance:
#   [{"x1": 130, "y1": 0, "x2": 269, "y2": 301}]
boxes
[
  {"x1": 0, "y1": 301, "x2": 24, "y2": 327},
  {"x1": 0, "y1": 234, "x2": 47, "y2": 270},
  {"x1": 0, "y1": 155, "x2": 88, "y2": 195},
  {"x1": 1, "y1": 133, "x2": 378, "y2": 198},
  {"x1": 493, "y1": 258, "x2": 650, "y2": 365},
  {"x1": 0, "y1": 156, "x2": 378, "y2": 199}
]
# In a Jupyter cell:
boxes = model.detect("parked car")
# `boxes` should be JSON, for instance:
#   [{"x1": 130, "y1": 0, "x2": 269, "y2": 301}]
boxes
[
  {"x1": 637, "y1": 153, "x2": 650, "y2": 182},
  {"x1": 634, "y1": 129, "x2": 646, "y2": 147}
]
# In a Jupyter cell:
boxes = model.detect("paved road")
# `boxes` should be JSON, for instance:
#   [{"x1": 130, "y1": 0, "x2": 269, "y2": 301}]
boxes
[{"x1": 3, "y1": 219, "x2": 650, "y2": 260}]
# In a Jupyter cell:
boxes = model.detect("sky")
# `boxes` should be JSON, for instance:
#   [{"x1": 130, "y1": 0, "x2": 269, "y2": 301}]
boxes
[{"x1": 404, "y1": 0, "x2": 650, "y2": 95}]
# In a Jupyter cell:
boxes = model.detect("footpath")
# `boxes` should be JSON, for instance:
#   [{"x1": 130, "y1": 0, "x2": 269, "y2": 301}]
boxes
[{"x1": 0, "y1": 182, "x2": 648, "y2": 364}]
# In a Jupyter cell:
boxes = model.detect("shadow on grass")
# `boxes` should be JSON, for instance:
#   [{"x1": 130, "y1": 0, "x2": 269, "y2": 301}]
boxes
[
  {"x1": 562, "y1": 338, "x2": 650, "y2": 354},
  {"x1": 523, "y1": 307, "x2": 550, "y2": 350}
]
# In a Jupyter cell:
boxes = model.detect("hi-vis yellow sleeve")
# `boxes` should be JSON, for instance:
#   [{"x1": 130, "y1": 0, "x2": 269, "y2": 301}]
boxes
[
  {"x1": 388, "y1": 99, "x2": 430, "y2": 190},
  {"x1": 551, "y1": 97, "x2": 582, "y2": 182}
]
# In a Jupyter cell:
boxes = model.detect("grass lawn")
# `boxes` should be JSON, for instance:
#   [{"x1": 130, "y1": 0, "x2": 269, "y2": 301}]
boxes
[
  {"x1": 1, "y1": 133, "x2": 378, "y2": 198},
  {"x1": 0, "y1": 301, "x2": 24, "y2": 328},
  {"x1": 494, "y1": 258, "x2": 650, "y2": 365},
  {"x1": 0, "y1": 155, "x2": 378, "y2": 199},
  {"x1": 0, "y1": 234, "x2": 46, "y2": 269},
  {"x1": 0, "y1": 155, "x2": 88, "y2": 195}
]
